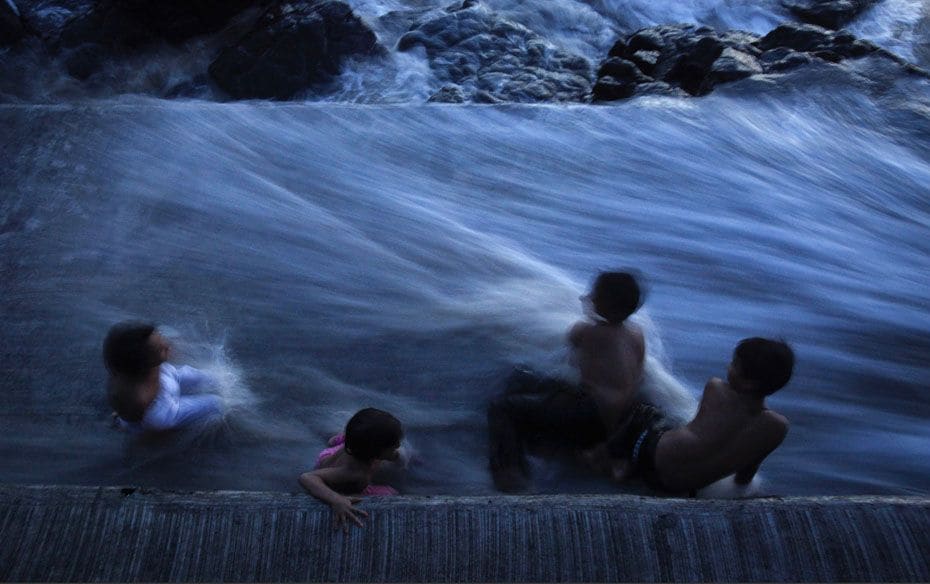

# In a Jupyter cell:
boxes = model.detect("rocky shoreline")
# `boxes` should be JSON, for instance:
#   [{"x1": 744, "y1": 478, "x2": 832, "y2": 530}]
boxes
[{"x1": 1, "y1": 0, "x2": 927, "y2": 102}]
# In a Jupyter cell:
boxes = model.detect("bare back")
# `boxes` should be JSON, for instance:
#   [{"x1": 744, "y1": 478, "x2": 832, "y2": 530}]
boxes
[
  {"x1": 655, "y1": 378, "x2": 788, "y2": 491},
  {"x1": 569, "y1": 321, "x2": 645, "y2": 426}
]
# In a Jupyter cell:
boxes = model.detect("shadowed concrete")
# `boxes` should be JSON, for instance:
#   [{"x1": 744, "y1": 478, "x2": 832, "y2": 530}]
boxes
[{"x1": 1, "y1": 486, "x2": 928, "y2": 581}]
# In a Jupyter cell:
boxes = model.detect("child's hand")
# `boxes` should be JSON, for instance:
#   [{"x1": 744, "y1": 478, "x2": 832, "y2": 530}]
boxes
[{"x1": 331, "y1": 496, "x2": 368, "y2": 531}]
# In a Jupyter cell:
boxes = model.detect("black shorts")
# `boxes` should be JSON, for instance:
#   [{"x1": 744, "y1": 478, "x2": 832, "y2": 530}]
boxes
[{"x1": 606, "y1": 402, "x2": 670, "y2": 489}]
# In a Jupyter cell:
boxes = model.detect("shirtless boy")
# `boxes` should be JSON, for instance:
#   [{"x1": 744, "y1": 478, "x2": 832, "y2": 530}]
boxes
[
  {"x1": 603, "y1": 337, "x2": 793, "y2": 492},
  {"x1": 568, "y1": 271, "x2": 646, "y2": 429},
  {"x1": 487, "y1": 271, "x2": 645, "y2": 491}
]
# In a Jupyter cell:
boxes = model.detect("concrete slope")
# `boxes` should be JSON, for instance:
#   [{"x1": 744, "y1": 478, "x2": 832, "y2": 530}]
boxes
[{"x1": 0, "y1": 486, "x2": 927, "y2": 581}]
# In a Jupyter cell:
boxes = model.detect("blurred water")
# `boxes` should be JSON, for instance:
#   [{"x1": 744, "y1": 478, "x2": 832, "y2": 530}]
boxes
[{"x1": 2, "y1": 82, "x2": 928, "y2": 495}]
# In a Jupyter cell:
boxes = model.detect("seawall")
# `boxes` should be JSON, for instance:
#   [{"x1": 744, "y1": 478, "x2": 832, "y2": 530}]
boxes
[{"x1": 1, "y1": 486, "x2": 928, "y2": 581}]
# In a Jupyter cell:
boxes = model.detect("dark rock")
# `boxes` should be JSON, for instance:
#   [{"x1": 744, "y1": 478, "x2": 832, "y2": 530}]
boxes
[
  {"x1": 592, "y1": 76, "x2": 637, "y2": 101},
  {"x1": 63, "y1": 42, "x2": 106, "y2": 79},
  {"x1": 428, "y1": 84, "x2": 466, "y2": 103},
  {"x1": 1, "y1": 0, "x2": 24, "y2": 45},
  {"x1": 397, "y1": 1, "x2": 592, "y2": 103},
  {"x1": 710, "y1": 47, "x2": 763, "y2": 83},
  {"x1": 627, "y1": 29, "x2": 665, "y2": 53},
  {"x1": 56, "y1": 0, "x2": 257, "y2": 50},
  {"x1": 756, "y1": 23, "x2": 834, "y2": 52},
  {"x1": 754, "y1": 22, "x2": 880, "y2": 60},
  {"x1": 629, "y1": 50, "x2": 660, "y2": 75},
  {"x1": 474, "y1": 89, "x2": 503, "y2": 103},
  {"x1": 664, "y1": 36, "x2": 724, "y2": 95},
  {"x1": 597, "y1": 57, "x2": 652, "y2": 83},
  {"x1": 58, "y1": 4, "x2": 153, "y2": 50},
  {"x1": 121, "y1": 0, "x2": 258, "y2": 42},
  {"x1": 785, "y1": 0, "x2": 876, "y2": 30},
  {"x1": 593, "y1": 21, "x2": 896, "y2": 101},
  {"x1": 633, "y1": 81, "x2": 689, "y2": 97},
  {"x1": 607, "y1": 39, "x2": 626, "y2": 58},
  {"x1": 759, "y1": 47, "x2": 814, "y2": 71},
  {"x1": 209, "y1": 0, "x2": 382, "y2": 100},
  {"x1": 814, "y1": 49, "x2": 843, "y2": 62}
]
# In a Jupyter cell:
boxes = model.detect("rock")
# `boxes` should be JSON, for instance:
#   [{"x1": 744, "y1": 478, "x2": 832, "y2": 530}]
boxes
[
  {"x1": 627, "y1": 29, "x2": 665, "y2": 53},
  {"x1": 785, "y1": 0, "x2": 876, "y2": 30},
  {"x1": 428, "y1": 85, "x2": 465, "y2": 103},
  {"x1": 1, "y1": 0, "x2": 24, "y2": 45},
  {"x1": 592, "y1": 76, "x2": 637, "y2": 101},
  {"x1": 759, "y1": 47, "x2": 814, "y2": 71},
  {"x1": 63, "y1": 42, "x2": 106, "y2": 80},
  {"x1": 56, "y1": 0, "x2": 257, "y2": 50},
  {"x1": 592, "y1": 21, "x2": 894, "y2": 101},
  {"x1": 633, "y1": 81, "x2": 689, "y2": 97},
  {"x1": 755, "y1": 23, "x2": 880, "y2": 60},
  {"x1": 629, "y1": 50, "x2": 660, "y2": 75},
  {"x1": 710, "y1": 48, "x2": 763, "y2": 83},
  {"x1": 397, "y1": 1, "x2": 592, "y2": 103},
  {"x1": 597, "y1": 57, "x2": 652, "y2": 84},
  {"x1": 209, "y1": 0, "x2": 382, "y2": 100},
  {"x1": 756, "y1": 22, "x2": 834, "y2": 52}
]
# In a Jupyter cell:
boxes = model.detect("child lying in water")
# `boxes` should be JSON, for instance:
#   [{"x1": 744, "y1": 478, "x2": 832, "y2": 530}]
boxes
[
  {"x1": 104, "y1": 321, "x2": 223, "y2": 432},
  {"x1": 299, "y1": 408, "x2": 403, "y2": 530},
  {"x1": 591, "y1": 337, "x2": 793, "y2": 494}
]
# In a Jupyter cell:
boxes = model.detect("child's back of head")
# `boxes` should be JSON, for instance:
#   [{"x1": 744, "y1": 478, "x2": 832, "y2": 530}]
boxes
[
  {"x1": 345, "y1": 408, "x2": 403, "y2": 463},
  {"x1": 734, "y1": 337, "x2": 794, "y2": 396},
  {"x1": 103, "y1": 321, "x2": 160, "y2": 378},
  {"x1": 591, "y1": 271, "x2": 643, "y2": 324}
]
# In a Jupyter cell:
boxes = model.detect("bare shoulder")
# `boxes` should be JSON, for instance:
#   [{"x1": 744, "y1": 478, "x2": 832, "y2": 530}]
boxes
[
  {"x1": 567, "y1": 321, "x2": 590, "y2": 346},
  {"x1": 761, "y1": 410, "x2": 790, "y2": 439},
  {"x1": 704, "y1": 377, "x2": 728, "y2": 395}
]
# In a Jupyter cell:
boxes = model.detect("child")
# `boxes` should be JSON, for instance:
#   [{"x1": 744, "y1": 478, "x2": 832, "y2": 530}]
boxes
[
  {"x1": 487, "y1": 270, "x2": 645, "y2": 491},
  {"x1": 602, "y1": 337, "x2": 793, "y2": 492},
  {"x1": 568, "y1": 271, "x2": 646, "y2": 429},
  {"x1": 299, "y1": 408, "x2": 403, "y2": 530},
  {"x1": 103, "y1": 321, "x2": 223, "y2": 432}
]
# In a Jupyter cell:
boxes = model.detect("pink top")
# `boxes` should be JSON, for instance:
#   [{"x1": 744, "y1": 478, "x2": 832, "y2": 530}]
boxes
[{"x1": 315, "y1": 434, "x2": 398, "y2": 496}]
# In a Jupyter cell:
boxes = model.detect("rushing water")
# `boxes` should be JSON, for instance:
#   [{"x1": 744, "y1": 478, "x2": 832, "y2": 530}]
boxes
[{"x1": 1, "y1": 0, "x2": 929, "y2": 496}]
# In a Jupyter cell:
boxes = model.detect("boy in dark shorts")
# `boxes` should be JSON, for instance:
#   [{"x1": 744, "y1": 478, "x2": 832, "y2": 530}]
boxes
[
  {"x1": 487, "y1": 271, "x2": 645, "y2": 492},
  {"x1": 601, "y1": 337, "x2": 793, "y2": 492}
]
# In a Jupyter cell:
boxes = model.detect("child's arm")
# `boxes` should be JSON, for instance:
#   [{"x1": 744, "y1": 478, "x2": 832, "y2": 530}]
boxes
[
  {"x1": 298, "y1": 468, "x2": 370, "y2": 531},
  {"x1": 734, "y1": 412, "x2": 789, "y2": 485},
  {"x1": 176, "y1": 365, "x2": 214, "y2": 392},
  {"x1": 734, "y1": 457, "x2": 764, "y2": 485}
]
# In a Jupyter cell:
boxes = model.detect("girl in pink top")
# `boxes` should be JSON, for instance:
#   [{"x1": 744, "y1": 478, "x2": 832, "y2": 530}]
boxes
[{"x1": 299, "y1": 408, "x2": 402, "y2": 530}]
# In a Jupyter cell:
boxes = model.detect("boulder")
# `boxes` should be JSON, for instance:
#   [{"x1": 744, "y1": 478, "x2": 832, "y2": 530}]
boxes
[
  {"x1": 56, "y1": 0, "x2": 257, "y2": 49},
  {"x1": 785, "y1": 0, "x2": 877, "y2": 30},
  {"x1": 397, "y1": 1, "x2": 592, "y2": 103},
  {"x1": 428, "y1": 85, "x2": 465, "y2": 103},
  {"x1": 1, "y1": 0, "x2": 24, "y2": 45},
  {"x1": 755, "y1": 23, "x2": 879, "y2": 59},
  {"x1": 209, "y1": 0, "x2": 382, "y2": 100},
  {"x1": 710, "y1": 47, "x2": 764, "y2": 83},
  {"x1": 593, "y1": 21, "x2": 889, "y2": 101}
]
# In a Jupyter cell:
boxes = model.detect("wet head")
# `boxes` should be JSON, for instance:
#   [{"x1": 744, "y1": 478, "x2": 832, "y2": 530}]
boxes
[
  {"x1": 344, "y1": 407, "x2": 403, "y2": 464},
  {"x1": 586, "y1": 270, "x2": 644, "y2": 324},
  {"x1": 730, "y1": 337, "x2": 795, "y2": 396}
]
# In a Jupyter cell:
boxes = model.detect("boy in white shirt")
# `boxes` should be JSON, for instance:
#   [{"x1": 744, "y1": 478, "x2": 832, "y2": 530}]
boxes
[{"x1": 104, "y1": 321, "x2": 223, "y2": 432}]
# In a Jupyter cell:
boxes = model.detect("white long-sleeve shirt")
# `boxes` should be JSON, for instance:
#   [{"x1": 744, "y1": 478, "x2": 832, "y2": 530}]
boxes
[{"x1": 118, "y1": 363, "x2": 223, "y2": 432}]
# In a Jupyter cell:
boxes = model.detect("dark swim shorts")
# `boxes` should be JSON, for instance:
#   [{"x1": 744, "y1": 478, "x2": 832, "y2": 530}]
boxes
[{"x1": 605, "y1": 402, "x2": 671, "y2": 489}]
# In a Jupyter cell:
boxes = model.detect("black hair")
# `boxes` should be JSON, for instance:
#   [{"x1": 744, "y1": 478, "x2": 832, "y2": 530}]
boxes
[
  {"x1": 734, "y1": 338, "x2": 795, "y2": 396},
  {"x1": 345, "y1": 408, "x2": 403, "y2": 463},
  {"x1": 591, "y1": 271, "x2": 643, "y2": 324},
  {"x1": 102, "y1": 321, "x2": 159, "y2": 378}
]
